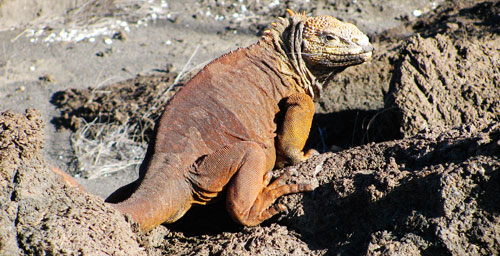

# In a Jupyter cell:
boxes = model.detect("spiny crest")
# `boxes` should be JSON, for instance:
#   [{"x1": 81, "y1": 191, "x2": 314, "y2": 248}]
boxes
[
  {"x1": 285, "y1": 9, "x2": 307, "y2": 19},
  {"x1": 262, "y1": 9, "x2": 307, "y2": 37},
  {"x1": 264, "y1": 9, "x2": 319, "y2": 99}
]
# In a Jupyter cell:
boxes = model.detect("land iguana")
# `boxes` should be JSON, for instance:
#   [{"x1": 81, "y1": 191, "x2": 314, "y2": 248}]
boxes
[{"x1": 104, "y1": 10, "x2": 373, "y2": 232}]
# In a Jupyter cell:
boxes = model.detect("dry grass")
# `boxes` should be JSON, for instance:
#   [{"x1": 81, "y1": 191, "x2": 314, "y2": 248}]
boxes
[
  {"x1": 71, "y1": 120, "x2": 145, "y2": 179},
  {"x1": 71, "y1": 45, "x2": 201, "y2": 179}
]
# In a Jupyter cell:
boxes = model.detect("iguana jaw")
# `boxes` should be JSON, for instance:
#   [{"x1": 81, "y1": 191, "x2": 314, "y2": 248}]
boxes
[
  {"x1": 321, "y1": 36, "x2": 373, "y2": 67},
  {"x1": 307, "y1": 50, "x2": 373, "y2": 68}
]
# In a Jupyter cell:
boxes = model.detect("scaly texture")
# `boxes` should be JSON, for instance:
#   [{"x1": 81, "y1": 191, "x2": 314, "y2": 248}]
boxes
[{"x1": 105, "y1": 10, "x2": 373, "y2": 232}]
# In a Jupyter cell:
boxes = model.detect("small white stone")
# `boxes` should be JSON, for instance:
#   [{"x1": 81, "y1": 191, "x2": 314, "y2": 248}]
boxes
[
  {"x1": 26, "y1": 29, "x2": 35, "y2": 36},
  {"x1": 269, "y1": 0, "x2": 280, "y2": 7},
  {"x1": 104, "y1": 38, "x2": 113, "y2": 45},
  {"x1": 413, "y1": 9, "x2": 423, "y2": 17},
  {"x1": 59, "y1": 29, "x2": 68, "y2": 39},
  {"x1": 75, "y1": 34, "x2": 86, "y2": 42}
]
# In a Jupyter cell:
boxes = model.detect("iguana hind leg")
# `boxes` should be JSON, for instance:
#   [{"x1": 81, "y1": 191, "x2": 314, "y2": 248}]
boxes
[
  {"x1": 275, "y1": 92, "x2": 318, "y2": 168},
  {"x1": 188, "y1": 141, "x2": 312, "y2": 226}
]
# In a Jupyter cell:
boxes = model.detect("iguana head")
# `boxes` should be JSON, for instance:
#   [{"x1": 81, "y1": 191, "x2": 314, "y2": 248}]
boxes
[
  {"x1": 301, "y1": 13, "x2": 373, "y2": 69},
  {"x1": 263, "y1": 10, "x2": 373, "y2": 99}
]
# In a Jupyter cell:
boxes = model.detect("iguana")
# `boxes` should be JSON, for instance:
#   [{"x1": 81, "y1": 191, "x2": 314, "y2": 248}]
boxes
[{"x1": 104, "y1": 10, "x2": 373, "y2": 232}]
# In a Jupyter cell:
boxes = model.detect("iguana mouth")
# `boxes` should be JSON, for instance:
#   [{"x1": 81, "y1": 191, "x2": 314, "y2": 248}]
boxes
[
  {"x1": 330, "y1": 51, "x2": 373, "y2": 66},
  {"x1": 305, "y1": 50, "x2": 373, "y2": 68}
]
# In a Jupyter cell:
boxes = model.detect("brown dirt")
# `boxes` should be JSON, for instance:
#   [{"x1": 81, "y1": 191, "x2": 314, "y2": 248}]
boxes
[
  {"x1": 1, "y1": 0, "x2": 500, "y2": 255},
  {"x1": 0, "y1": 0, "x2": 115, "y2": 31},
  {"x1": 51, "y1": 71, "x2": 181, "y2": 143},
  {"x1": 281, "y1": 120, "x2": 500, "y2": 255},
  {"x1": 386, "y1": 1, "x2": 500, "y2": 138},
  {"x1": 0, "y1": 110, "x2": 144, "y2": 255},
  {"x1": 3, "y1": 112, "x2": 498, "y2": 255}
]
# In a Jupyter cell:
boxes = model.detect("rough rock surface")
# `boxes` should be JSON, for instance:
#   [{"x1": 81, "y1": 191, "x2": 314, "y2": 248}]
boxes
[
  {"x1": 4, "y1": 112, "x2": 497, "y2": 255},
  {"x1": 149, "y1": 120, "x2": 499, "y2": 255},
  {"x1": 0, "y1": 110, "x2": 144, "y2": 255},
  {"x1": 279, "y1": 120, "x2": 500, "y2": 255},
  {"x1": 387, "y1": 1, "x2": 500, "y2": 137}
]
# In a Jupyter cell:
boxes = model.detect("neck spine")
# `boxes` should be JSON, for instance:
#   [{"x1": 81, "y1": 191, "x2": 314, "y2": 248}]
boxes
[{"x1": 263, "y1": 14, "x2": 323, "y2": 100}]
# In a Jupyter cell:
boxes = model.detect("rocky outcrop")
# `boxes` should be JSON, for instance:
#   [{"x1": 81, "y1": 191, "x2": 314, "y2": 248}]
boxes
[
  {"x1": 0, "y1": 110, "x2": 144, "y2": 256},
  {"x1": 387, "y1": 1, "x2": 500, "y2": 137}
]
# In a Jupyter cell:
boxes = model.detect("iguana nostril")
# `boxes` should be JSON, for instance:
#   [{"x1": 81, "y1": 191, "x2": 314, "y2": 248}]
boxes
[{"x1": 362, "y1": 43, "x2": 374, "y2": 53}]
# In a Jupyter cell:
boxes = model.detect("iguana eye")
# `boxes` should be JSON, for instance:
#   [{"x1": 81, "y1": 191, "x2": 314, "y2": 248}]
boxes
[{"x1": 324, "y1": 34, "x2": 338, "y2": 42}]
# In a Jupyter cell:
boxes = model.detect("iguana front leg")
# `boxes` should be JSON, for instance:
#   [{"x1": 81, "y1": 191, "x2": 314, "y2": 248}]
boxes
[{"x1": 275, "y1": 92, "x2": 317, "y2": 168}]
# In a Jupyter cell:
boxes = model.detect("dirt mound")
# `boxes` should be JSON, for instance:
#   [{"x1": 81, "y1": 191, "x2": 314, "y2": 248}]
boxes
[
  {"x1": 387, "y1": 0, "x2": 500, "y2": 137},
  {"x1": 2, "y1": 110, "x2": 499, "y2": 255},
  {"x1": 0, "y1": 110, "x2": 144, "y2": 255},
  {"x1": 145, "y1": 119, "x2": 499, "y2": 256},
  {"x1": 51, "y1": 71, "x2": 180, "y2": 142},
  {"x1": 137, "y1": 223, "x2": 320, "y2": 255},
  {"x1": 281, "y1": 120, "x2": 500, "y2": 255}
]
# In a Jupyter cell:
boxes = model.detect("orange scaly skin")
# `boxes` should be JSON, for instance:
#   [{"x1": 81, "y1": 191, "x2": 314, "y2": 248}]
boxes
[{"x1": 105, "y1": 10, "x2": 373, "y2": 232}]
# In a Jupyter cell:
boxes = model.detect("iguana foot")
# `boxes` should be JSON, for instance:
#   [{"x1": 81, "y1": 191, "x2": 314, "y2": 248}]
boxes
[
  {"x1": 230, "y1": 172, "x2": 312, "y2": 226},
  {"x1": 256, "y1": 172, "x2": 313, "y2": 222}
]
